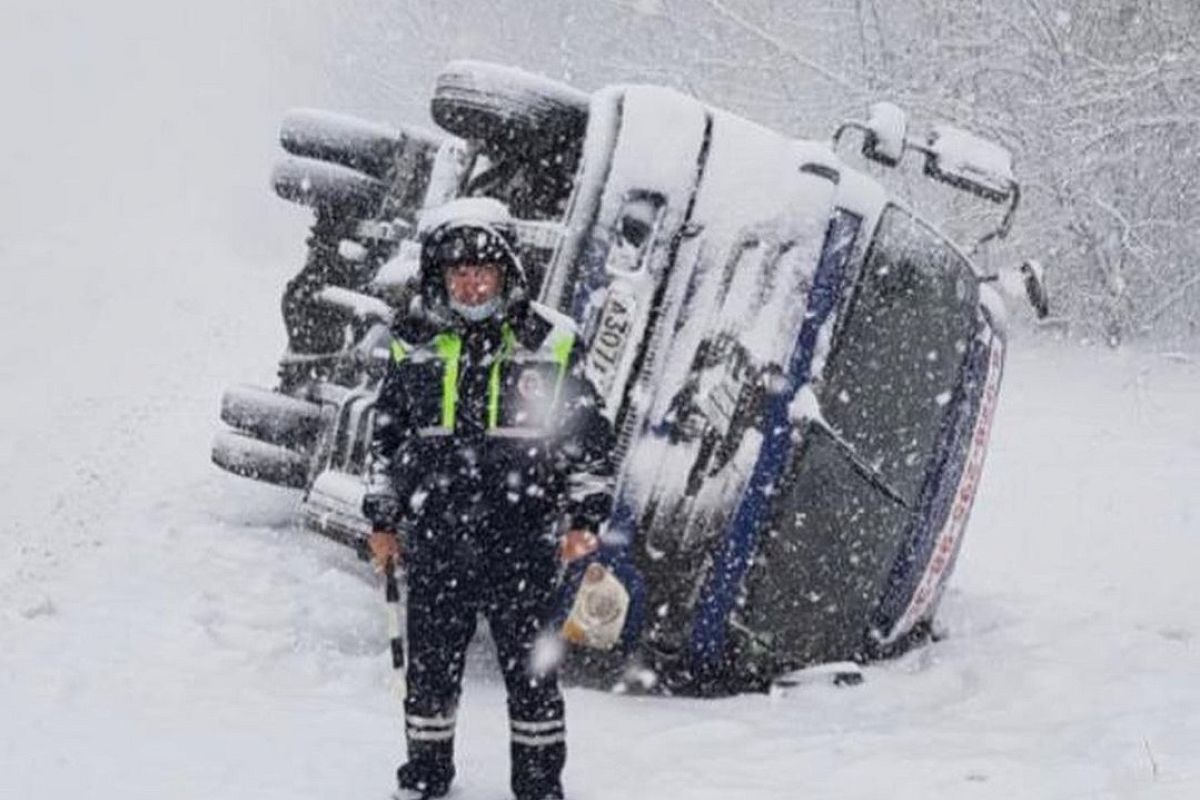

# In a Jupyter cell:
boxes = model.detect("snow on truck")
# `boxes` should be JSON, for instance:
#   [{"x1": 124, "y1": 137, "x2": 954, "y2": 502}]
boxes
[{"x1": 212, "y1": 61, "x2": 1047, "y2": 693}]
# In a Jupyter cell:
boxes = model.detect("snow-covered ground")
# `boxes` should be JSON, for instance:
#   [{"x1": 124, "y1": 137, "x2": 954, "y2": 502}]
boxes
[
  {"x1": 3, "y1": 3, "x2": 1198, "y2": 798},
  {"x1": 4, "y1": 309, "x2": 1198, "y2": 799}
]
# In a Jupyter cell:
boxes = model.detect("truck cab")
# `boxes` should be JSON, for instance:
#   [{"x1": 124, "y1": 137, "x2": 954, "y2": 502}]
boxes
[{"x1": 214, "y1": 62, "x2": 1038, "y2": 692}]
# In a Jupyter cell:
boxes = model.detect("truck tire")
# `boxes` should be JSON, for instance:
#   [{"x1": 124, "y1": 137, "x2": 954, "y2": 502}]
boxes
[
  {"x1": 280, "y1": 108, "x2": 445, "y2": 183},
  {"x1": 211, "y1": 430, "x2": 311, "y2": 490},
  {"x1": 280, "y1": 109, "x2": 401, "y2": 181},
  {"x1": 219, "y1": 385, "x2": 323, "y2": 451},
  {"x1": 272, "y1": 156, "x2": 387, "y2": 218},
  {"x1": 431, "y1": 60, "x2": 588, "y2": 149}
]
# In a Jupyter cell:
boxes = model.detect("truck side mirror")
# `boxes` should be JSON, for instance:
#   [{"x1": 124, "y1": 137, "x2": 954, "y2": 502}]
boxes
[
  {"x1": 832, "y1": 108, "x2": 1021, "y2": 247},
  {"x1": 982, "y1": 259, "x2": 1050, "y2": 319},
  {"x1": 918, "y1": 125, "x2": 1020, "y2": 246},
  {"x1": 922, "y1": 125, "x2": 1014, "y2": 204},
  {"x1": 861, "y1": 102, "x2": 908, "y2": 167},
  {"x1": 1019, "y1": 259, "x2": 1050, "y2": 319}
]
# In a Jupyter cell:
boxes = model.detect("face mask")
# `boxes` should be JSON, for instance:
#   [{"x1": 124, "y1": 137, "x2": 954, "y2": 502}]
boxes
[{"x1": 449, "y1": 295, "x2": 502, "y2": 323}]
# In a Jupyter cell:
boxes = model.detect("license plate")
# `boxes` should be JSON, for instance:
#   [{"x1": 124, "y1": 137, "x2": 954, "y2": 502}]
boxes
[{"x1": 585, "y1": 288, "x2": 637, "y2": 403}]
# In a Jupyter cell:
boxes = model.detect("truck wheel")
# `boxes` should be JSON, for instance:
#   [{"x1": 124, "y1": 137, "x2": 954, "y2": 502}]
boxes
[
  {"x1": 211, "y1": 430, "x2": 311, "y2": 489},
  {"x1": 280, "y1": 108, "x2": 446, "y2": 183},
  {"x1": 272, "y1": 156, "x2": 387, "y2": 218},
  {"x1": 219, "y1": 385, "x2": 324, "y2": 451},
  {"x1": 431, "y1": 60, "x2": 588, "y2": 148}
]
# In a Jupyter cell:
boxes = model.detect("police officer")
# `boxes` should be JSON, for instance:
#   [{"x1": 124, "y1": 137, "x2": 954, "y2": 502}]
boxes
[{"x1": 362, "y1": 198, "x2": 615, "y2": 800}]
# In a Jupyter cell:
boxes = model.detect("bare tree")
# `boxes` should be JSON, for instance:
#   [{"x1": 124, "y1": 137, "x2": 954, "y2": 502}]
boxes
[{"x1": 331, "y1": 0, "x2": 1200, "y2": 342}]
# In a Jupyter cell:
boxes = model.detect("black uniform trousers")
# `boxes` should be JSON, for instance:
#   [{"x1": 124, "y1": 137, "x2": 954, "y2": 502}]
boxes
[{"x1": 403, "y1": 507, "x2": 565, "y2": 800}]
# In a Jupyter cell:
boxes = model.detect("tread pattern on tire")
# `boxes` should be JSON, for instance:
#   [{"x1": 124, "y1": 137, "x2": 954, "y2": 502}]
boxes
[{"x1": 431, "y1": 62, "x2": 588, "y2": 148}]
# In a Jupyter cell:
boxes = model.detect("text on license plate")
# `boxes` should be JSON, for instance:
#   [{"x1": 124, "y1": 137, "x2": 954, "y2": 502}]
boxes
[{"x1": 585, "y1": 289, "x2": 637, "y2": 402}]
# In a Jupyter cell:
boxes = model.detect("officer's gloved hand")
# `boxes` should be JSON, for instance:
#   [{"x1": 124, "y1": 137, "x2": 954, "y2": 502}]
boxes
[
  {"x1": 368, "y1": 529, "x2": 402, "y2": 573},
  {"x1": 362, "y1": 492, "x2": 404, "y2": 572}
]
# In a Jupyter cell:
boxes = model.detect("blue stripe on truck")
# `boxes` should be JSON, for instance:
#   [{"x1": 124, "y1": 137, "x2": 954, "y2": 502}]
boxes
[{"x1": 689, "y1": 210, "x2": 860, "y2": 671}]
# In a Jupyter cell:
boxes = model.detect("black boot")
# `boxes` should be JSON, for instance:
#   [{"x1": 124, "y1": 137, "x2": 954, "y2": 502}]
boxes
[
  {"x1": 510, "y1": 730, "x2": 565, "y2": 800},
  {"x1": 510, "y1": 782, "x2": 563, "y2": 800},
  {"x1": 511, "y1": 789, "x2": 563, "y2": 800},
  {"x1": 395, "y1": 760, "x2": 455, "y2": 799}
]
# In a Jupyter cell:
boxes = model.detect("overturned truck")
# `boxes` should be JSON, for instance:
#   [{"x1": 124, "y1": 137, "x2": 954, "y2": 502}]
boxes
[{"x1": 212, "y1": 61, "x2": 1046, "y2": 693}]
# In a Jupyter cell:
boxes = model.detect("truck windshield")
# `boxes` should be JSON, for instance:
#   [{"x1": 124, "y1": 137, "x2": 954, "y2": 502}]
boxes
[{"x1": 819, "y1": 204, "x2": 979, "y2": 506}]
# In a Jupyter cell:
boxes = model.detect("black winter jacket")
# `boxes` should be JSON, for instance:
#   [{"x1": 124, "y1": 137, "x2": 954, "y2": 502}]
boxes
[{"x1": 363, "y1": 300, "x2": 616, "y2": 536}]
